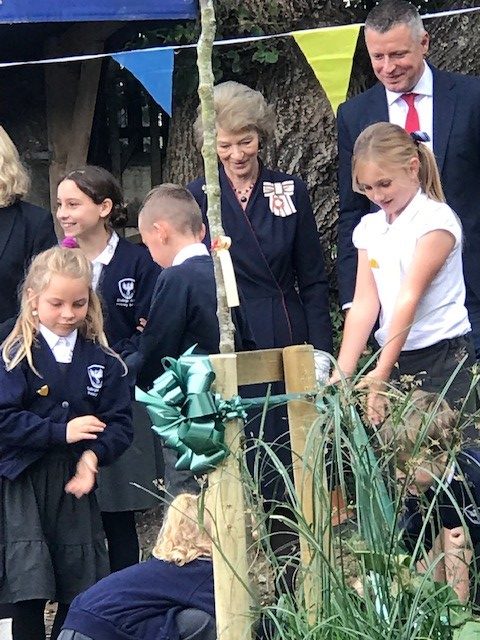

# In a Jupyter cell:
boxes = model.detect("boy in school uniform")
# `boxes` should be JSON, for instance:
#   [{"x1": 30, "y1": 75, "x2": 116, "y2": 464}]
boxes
[
  {"x1": 380, "y1": 390, "x2": 480, "y2": 604},
  {"x1": 123, "y1": 183, "x2": 254, "y2": 496}
]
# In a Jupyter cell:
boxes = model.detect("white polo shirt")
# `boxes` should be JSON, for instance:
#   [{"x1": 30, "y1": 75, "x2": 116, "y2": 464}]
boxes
[{"x1": 352, "y1": 190, "x2": 471, "y2": 350}]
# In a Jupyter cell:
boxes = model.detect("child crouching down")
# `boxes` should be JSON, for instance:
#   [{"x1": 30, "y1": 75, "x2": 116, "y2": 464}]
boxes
[
  {"x1": 381, "y1": 390, "x2": 480, "y2": 603},
  {"x1": 58, "y1": 493, "x2": 216, "y2": 640}
]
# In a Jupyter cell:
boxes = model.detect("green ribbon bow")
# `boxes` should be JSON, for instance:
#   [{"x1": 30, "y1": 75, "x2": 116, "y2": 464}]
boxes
[
  {"x1": 135, "y1": 347, "x2": 247, "y2": 474},
  {"x1": 136, "y1": 346, "x2": 319, "y2": 474}
]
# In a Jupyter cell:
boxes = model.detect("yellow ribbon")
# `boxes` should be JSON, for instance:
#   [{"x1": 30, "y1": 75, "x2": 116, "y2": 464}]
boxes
[{"x1": 211, "y1": 235, "x2": 240, "y2": 308}]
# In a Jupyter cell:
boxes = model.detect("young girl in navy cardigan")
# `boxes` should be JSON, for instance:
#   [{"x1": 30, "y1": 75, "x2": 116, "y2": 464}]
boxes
[
  {"x1": 58, "y1": 493, "x2": 215, "y2": 640},
  {"x1": 57, "y1": 167, "x2": 161, "y2": 572},
  {"x1": 0, "y1": 247, "x2": 133, "y2": 640}
]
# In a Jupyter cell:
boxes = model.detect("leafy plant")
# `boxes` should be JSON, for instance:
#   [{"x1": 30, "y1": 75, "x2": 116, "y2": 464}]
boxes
[{"x1": 236, "y1": 368, "x2": 480, "y2": 639}]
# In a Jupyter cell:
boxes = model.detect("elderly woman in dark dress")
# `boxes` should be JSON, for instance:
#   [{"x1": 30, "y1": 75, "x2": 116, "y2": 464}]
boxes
[
  {"x1": 188, "y1": 81, "x2": 332, "y2": 498},
  {"x1": 0, "y1": 126, "x2": 57, "y2": 337}
]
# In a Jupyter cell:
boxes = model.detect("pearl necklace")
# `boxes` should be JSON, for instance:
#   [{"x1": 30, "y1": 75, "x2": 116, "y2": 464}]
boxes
[{"x1": 234, "y1": 183, "x2": 254, "y2": 203}]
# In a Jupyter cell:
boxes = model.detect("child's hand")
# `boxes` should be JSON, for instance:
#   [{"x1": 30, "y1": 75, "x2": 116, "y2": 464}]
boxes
[
  {"x1": 329, "y1": 370, "x2": 346, "y2": 385},
  {"x1": 136, "y1": 317, "x2": 147, "y2": 332},
  {"x1": 66, "y1": 416, "x2": 106, "y2": 443},
  {"x1": 65, "y1": 451, "x2": 98, "y2": 498},
  {"x1": 356, "y1": 368, "x2": 389, "y2": 425}
]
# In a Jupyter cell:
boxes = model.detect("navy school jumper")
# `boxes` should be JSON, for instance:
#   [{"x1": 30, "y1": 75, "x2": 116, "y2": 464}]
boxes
[
  {"x1": 62, "y1": 557, "x2": 214, "y2": 640},
  {"x1": 96, "y1": 237, "x2": 161, "y2": 351},
  {"x1": 123, "y1": 254, "x2": 255, "y2": 391},
  {"x1": 188, "y1": 163, "x2": 333, "y2": 354},
  {"x1": 0, "y1": 334, "x2": 133, "y2": 481}
]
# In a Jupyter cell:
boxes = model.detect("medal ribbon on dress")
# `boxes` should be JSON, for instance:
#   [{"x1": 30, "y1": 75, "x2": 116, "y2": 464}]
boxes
[{"x1": 263, "y1": 180, "x2": 297, "y2": 217}]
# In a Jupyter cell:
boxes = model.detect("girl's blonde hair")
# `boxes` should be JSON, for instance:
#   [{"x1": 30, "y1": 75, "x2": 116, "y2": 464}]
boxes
[
  {"x1": 153, "y1": 493, "x2": 213, "y2": 566},
  {"x1": 0, "y1": 126, "x2": 30, "y2": 207},
  {"x1": 2, "y1": 247, "x2": 113, "y2": 373},
  {"x1": 352, "y1": 122, "x2": 445, "y2": 203},
  {"x1": 193, "y1": 81, "x2": 276, "y2": 150}
]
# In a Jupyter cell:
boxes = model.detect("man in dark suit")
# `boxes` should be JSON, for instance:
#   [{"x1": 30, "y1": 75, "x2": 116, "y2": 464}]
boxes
[{"x1": 336, "y1": 0, "x2": 480, "y2": 356}]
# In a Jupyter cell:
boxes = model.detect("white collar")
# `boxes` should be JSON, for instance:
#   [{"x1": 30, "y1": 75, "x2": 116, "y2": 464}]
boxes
[
  {"x1": 172, "y1": 242, "x2": 209, "y2": 266},
  {"x1": 379, "y1": 189, "x2": 425, "y2": 229},
  {"x1": 92, "y1": 231, "x2": 119, "y2": 267},
  {"x1": 385, "y1": 62, "x2": 433, "y2": 106},
  {"x1": 39, "y1": 323, "x2": 78, "y2": 350}
]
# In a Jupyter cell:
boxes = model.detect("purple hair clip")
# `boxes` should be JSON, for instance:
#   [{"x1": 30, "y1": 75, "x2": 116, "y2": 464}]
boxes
[
  {"x1": 61, "y1": 236, "x2": 79, "y2": 249},
  {"x1": 410, "y1": 131, "x2": 430, "y2": 145}
]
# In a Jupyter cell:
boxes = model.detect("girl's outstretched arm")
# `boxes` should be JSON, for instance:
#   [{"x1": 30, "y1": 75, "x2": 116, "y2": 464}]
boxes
[{"x1": 331, "y1": 250, "x2": 380, "y2": 382}]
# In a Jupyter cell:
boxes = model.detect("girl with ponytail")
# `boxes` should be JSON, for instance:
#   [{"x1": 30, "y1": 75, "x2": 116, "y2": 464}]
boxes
[{"x1": 330, "y1": 122, "x2": 475, "y2": 426}]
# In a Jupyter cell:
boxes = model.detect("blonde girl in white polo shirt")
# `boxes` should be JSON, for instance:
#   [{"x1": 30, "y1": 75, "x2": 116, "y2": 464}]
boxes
[{"x1": 330, "y1": 122, "x2": 475, "y2": 426}]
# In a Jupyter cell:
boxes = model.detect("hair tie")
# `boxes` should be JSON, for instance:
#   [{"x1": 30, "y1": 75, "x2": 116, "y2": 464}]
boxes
[
  {"x1": 410, "y1": 131, "x2": 430, "y2": 145},
  {"x1": 61, "y1": 236, "x2": 79, "y2": 249}
]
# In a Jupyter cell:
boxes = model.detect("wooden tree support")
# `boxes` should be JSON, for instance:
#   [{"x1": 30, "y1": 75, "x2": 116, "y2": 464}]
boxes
[{"x1": 208, "y1": 344, "x2": 324, "y2": 639}]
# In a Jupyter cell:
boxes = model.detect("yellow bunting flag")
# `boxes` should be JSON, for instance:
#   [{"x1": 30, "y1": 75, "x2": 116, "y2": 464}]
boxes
[{"x1": 293, "y1": 24, "x2": 361, "y2": 114}]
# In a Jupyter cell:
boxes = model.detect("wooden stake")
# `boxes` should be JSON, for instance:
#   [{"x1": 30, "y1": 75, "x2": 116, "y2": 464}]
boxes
[
  {"x1": 283, "y1": 344, "x2": 325, "y2": 618},
  {"x1": 208, "y1": 353, "x2": 252, "y2": 640}
]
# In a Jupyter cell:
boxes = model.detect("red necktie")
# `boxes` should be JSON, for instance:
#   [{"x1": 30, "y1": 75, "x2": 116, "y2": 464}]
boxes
[{"x1": 401, "y1": 93, "x2": 420, "y2": 133}]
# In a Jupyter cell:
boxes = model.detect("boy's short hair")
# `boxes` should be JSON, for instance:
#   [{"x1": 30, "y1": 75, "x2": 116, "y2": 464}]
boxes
[
  {"x1": 378, "y1": 390, "x2": 458, "y2": 469},
  {"x1": 139, "y1": 183, "x2": 203, "y2": 236}
]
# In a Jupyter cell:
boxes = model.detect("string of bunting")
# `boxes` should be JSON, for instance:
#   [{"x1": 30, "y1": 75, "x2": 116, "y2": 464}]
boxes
[
  {"x1": 135, "y1": 346, "x2": 317, "y2": 474},
  {"x1": 0, "y1": 7, "x2": 477, "y2": 116}
]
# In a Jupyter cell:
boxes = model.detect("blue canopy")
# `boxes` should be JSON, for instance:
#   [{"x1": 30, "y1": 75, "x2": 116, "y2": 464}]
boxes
[{"x1": 0, "y1": 0, "x2": 197, "y2": 23}]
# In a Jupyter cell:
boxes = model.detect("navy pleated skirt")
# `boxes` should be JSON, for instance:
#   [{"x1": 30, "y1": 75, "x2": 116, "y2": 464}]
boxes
[{"x1": 0, "y1": 448, "x2": 109, "y2": 604}]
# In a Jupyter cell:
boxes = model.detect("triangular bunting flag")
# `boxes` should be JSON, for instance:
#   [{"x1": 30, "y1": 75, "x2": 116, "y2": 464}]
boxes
[
  {"x1": 293, "y1": 25, "x2": 361, "y2": 114},
  {"x1": 112, "y1": 48, "x2": 175, "y2": 116}
]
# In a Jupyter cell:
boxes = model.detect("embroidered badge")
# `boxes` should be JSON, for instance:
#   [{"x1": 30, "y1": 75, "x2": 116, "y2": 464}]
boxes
[
  {"x1": 463, "y1": 504, "x2": 480, "y2": 526},
  {"x1": 369, "y1": 258, "x2": 380, "y2": 269},
  {"x1": 117, "y1": 278, "x2": 135, "y2": 307},
  {"x1": 87, "y1": 365, "x2": 105, "y2": 397},
  {"x1": 263, "y1": 180, "x2": 296, "y2": 217},
  {"x1": 36, "y1": 385, "x2": 49, "y2": 397}
]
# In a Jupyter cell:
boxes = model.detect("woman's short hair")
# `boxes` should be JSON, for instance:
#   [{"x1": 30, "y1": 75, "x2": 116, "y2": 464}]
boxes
[
  {"x1": 193, "y1": 81, "x2": 276, "y2": 150},
  {"x1": 152, "y1": 493, "x2": 213, "y2": 566},
  {"x1": 0, "y1": 126, "x2": 30, "y2": 207}
]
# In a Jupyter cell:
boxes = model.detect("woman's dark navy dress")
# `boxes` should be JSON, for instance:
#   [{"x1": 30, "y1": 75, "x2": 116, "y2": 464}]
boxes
[{"x1": 189, "y1": 163, "x2": 332, "y2": 495}]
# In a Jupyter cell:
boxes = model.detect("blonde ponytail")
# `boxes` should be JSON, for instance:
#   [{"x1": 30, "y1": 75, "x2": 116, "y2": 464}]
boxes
[{"x1": 352, "y1": 122, "x2": 445, "y2": 203}]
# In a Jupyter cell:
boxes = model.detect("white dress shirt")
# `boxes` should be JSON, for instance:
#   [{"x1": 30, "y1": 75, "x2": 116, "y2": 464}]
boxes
[
  {"x1": 386, "y1": 62, "x2": 433, "y2": 149},
  {"x1": 39, "y1": 324, "x2": 78, "y2": 363},
  {"x1": 172, "y1": 242, "x2": 209, "y2": 266},
  {"x1": 91, "y1": 231, "x2": 119, "y2": 290}
]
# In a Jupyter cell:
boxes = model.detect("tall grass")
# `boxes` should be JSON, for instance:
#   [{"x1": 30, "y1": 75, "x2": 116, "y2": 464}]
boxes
[{"x1": 238, "y1": 373, "x2": 480, "y2": 639}]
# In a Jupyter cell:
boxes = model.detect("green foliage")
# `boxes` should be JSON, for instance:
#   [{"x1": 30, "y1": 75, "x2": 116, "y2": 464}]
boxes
[{"x1": 235, "y1": 371, "x2": 480, "y2": 638}]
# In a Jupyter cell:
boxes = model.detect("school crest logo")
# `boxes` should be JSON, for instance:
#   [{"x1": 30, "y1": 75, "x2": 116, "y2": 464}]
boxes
[
  {"x1": 87, "y1": 364, "x2": 104, "y2": 397},
  {"x1": 118, "y1": 278, "x2": 135, "y2": 301},
  {"x1": 464, "y1": 504, "x2": 480, "y2": 526}
]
